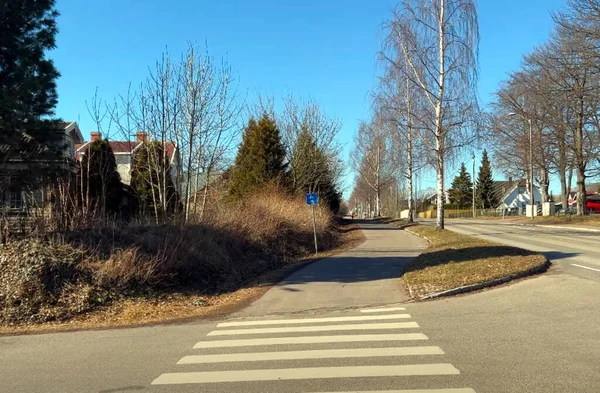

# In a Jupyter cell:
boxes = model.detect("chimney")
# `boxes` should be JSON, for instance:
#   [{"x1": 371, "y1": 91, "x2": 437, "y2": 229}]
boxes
[
  {"x1": 90, "y1": 132, "x2": 101, "y2": 142},
  {"x1": 136, "y1": 131, "x2": 148, "y2": 142},
  {"x1": 508, "y1": 176, "x2": 513, "y2": 183}
]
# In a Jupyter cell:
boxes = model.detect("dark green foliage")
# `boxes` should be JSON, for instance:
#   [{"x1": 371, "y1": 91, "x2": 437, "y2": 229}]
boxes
[
  {"x1": 476, "y1": 150, "x2": 499, "y2": 209},
  {"x1": 130, "y1": 142, "x2": 180, "y2": 217},
  {"x1": 0, "y1": 0, "x2": 64, "y2": 186},
  {"x1": 78, "y1": 139, "x2": 122, "y2": 214},
  {"x1": 449, "y1": 163, "x2": 474, "y2": 209},
  {"x1": 290, "y1": 127, "x2": 341, "y2": 212},
  {"x1": 229, "y1": 114, "x2": 287, "y2": 200}
]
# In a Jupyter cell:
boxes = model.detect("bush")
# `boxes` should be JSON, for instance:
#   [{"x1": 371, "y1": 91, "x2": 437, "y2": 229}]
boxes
[
  {"x1": 0, "y1": 240, "x2": 99, "y2": 324},
  {"x1": 0, "y1": 188, "x2": 339, "y2": 325}
]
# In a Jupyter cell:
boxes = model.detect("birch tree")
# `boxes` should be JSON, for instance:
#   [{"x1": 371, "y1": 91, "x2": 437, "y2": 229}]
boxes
[
  {"x1": 378, "y1": 22, "x2": 431, "y2": 223},
  {"x1": 390, "y1": 0, "x2": 480, "y2": 229},
  {"x1": 351, "y1": 120, "x2": 394, "y2": 217}
]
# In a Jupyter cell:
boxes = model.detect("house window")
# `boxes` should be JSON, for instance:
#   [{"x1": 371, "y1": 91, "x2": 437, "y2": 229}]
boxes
[{"x1": 3, "y1": 190, "x2": 23, "y2": 210}]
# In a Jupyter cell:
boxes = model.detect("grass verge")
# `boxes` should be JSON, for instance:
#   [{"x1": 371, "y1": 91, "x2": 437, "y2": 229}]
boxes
[
  {"x1": 519, "y1": 215, "x2": 600, "y2": 227},
  {"x1": 403, "y1": 225, "x2": 548, "y2": 299},
  {"x1": 0, "y1": 218, "x2": 365, "y2": 335},
  {"x1": 455, "y1": 214, "x2": 600, "y2": 227}
]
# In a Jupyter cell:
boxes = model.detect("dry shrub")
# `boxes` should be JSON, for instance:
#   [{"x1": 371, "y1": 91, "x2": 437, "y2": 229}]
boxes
[
  {"x1": 0, "y1": 240, "x2": 100, "y2": 324},
  {"x1": 85, "y1": 248, "x2": 165, "y2": 289},
  {"x1": 1, "y1": 188, "x2": 341, "y2": 325}
]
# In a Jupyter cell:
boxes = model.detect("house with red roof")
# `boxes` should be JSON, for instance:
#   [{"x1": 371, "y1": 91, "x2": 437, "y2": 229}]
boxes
[{"x1": 75, "y1": 131, "x2": 179, "y2": 188}]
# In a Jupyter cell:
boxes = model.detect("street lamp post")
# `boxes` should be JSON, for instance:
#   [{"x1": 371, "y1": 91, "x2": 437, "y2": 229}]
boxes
[{"x1": 509, "y1": 112, "x2": 535, "y2": 219}]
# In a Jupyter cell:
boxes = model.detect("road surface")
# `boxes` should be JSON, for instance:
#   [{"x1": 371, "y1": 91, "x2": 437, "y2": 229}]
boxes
[
  {"x1": 1, "y1": 222, "x2": 599, "y2": 393},
  {"x1": 431, "y1": 219, "x2": 600, "y2": 281}
]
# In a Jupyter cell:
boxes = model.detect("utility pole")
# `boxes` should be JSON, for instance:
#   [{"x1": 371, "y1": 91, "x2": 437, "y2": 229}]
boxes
[{"x1": 472, "y1": 152, "x2": 476, "y2": 218}]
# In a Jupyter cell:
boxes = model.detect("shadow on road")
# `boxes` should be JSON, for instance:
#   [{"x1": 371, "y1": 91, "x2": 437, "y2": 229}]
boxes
[
  {"x1": 277, "y1": 256, "x2": 417, "y2": 286},
  {"x1": 248, "y1": 222, "x2": 582, "y2": 291}
]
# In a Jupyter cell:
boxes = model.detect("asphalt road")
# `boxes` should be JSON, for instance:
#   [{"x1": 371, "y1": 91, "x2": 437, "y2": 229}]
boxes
[
  {"x1": 1, "y1": 222, "x2": 599, "y2": 393},
  {"x1": 430, "y1": 219, "x2": 600, "y2": 281}
]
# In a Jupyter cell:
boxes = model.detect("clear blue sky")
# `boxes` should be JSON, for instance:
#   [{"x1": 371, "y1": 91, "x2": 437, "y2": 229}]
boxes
[{"x1": 52, "y1": 0, "x2": 567, "y2": 197}]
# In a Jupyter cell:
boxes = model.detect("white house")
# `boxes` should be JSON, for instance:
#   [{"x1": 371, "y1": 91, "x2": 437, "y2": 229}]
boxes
[
  {"x1": 423, "y1": 190, "x2": 450, "y2": 206},
  {"x1": 494, "y1": 178, "x2": 543, "y2": 214}
]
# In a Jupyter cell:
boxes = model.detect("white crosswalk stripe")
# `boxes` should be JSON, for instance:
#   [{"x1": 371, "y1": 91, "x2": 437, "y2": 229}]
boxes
[
  {"x1": 360, "y1": 307, "x2": 407, "y2": 313},
  {"x1": 207, "y1": 321, "x2": 419, "y2": 336},
  {"x1": 193, "y1": 333, "x2": 429, "y2": 348},
  {"x1": 152, "y1": 364, "x2": 460, "y2": 384},
  {"x1": 151, "y1": 306, "x2": 477, "y2": 392},
  {"x1": 177, "y1": 346, "x2": 445, "y2": 364},
  {"x1": 217, "y1": 313, "x2": 411, "y2": 327}
]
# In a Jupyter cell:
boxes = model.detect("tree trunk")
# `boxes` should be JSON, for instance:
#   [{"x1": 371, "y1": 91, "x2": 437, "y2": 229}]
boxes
[
  {"x1": 435, "y1": 0, "x2": 446, "y2": 230},
  {"x1": 558, "y1": 132, "x2": 569, "y2": 210},
  {"x1": 540, "y1": 167, "x2": 550, "y2": 203},
  {"x1": 199, "y1": 170, "x2": 211, "y2": 220},
  {"x1": 407, "y1": 138, "x2": 414, "y2": 223},
  {"x1": 575, "y1": 104, "x2": 587, "y2": 216},
  {"x1": 406, "y1": 76, "x2": 415, "y2": 224},
  {"x1": 436, "y1": 146, "x2": 445, "y2": 229}
]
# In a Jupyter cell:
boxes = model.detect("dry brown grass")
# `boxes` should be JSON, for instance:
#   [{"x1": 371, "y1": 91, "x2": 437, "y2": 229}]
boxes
[
  {"x1": 520, "y1": 215, "x2": 600, "y2": 227},
  {"x1": 0, "y1": 185, "x2": 365, "y2": 332},
  {"x1": 403, "y1": 225, "x2": 547, "y2": 299},
  {"x1": 0, "y1": 219, "x2": 364, "y2": 335}
]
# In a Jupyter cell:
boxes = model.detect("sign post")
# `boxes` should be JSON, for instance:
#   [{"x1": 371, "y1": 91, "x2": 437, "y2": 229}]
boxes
[{"x1": 306, "y1": 193, "x2": 319, "y2": 254}]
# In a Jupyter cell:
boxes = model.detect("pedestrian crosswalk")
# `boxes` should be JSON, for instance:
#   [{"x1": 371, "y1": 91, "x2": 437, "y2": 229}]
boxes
[{"x1": 151, "y1": 306, "x2": 476, "y2": 392}]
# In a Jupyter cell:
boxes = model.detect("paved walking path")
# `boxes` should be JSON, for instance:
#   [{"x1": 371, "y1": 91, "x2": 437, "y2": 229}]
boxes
[{"x1": 237, "y1": 222, "x2": 428, "y2": 317}]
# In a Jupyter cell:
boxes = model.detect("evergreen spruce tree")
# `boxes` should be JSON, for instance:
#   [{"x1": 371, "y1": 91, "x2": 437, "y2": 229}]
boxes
[
  {"x1": 0, "y1": 0, "x2": 64, "y2": 186},
  {"x1": 449, "y1": 163, "x2": 473, "y2": 209},
  {"x1": 290, "y1": 127, "x2": 341, "y2": 212},
  {"x1": 229, "y1": 113, "x2": 287, "y2": 200},
  {"x1": 78, "y1": 139, "x2": 122, "y2": 214},
  {"x1": 131, "y1": 142, "x2": 179, "y2": 216},
  {"x1": 476, "y1": 150, "x2": 499, "y2": 209}
]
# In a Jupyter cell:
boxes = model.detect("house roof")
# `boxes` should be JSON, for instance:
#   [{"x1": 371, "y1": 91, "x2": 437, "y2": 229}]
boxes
[
  {"x1": 76, "y1": 140, "x2": 177, "y2": 163},
  {"x1": 1, "y1": 121, "x2": 83, "y2": 159},
  {"x1": 57, "y1": 121, "x2": 74, "y2": 129},
  {"x1": 492, "y1": 179, "x2": 526, "y2": 200},
  {"x1": 109, "y1": 141, "x2": 142, "y2": 153}
]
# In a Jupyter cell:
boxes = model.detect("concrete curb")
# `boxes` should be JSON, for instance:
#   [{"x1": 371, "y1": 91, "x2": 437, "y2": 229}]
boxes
[
  {"x1": 404, "y1": 226, "x2": 552, "y2": 301},
  {"x1": 405, "y1": 227, "x2": 429, "y2": 242}
]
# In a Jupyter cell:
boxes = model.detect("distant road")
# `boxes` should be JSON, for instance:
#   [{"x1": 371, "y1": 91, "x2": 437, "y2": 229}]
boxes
[{"x1": 422, "y1": 219, "x2": 600, "y2": 282}]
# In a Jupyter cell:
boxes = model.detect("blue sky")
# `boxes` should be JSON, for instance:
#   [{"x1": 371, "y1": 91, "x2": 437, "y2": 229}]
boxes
[{"x1": 52, "y1": 0, "x2": 566, "y2": 196}]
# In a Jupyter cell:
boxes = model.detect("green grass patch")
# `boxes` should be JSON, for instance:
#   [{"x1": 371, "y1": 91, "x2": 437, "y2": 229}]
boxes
[{"x1": 403, "y1": 225, "x2": 548, "y2": 299}]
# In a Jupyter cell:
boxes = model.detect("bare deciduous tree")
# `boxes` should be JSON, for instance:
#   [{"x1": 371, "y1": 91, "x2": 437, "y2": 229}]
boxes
[
  {"x1": 351, "y1": 120, "x2": 394, "y2": 217},
  {"x1": 110, "y1": 43, "x2": 242, "y2": 222},
  {"x1": 389, "y1": 0, "x2": 480, "y2": 229}
]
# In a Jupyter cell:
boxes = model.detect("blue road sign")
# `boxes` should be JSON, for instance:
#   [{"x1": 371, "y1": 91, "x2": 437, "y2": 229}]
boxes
[{"x1": 306, "y1": 193, "x2": 319, "y2": 205}]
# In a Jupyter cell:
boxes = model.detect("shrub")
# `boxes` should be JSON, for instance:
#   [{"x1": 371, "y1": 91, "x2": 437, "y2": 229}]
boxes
[
  {"x1": 0, "y1": 188, "x2": 340, "y2": 325},
  {"x1": 0, "y1": 240, "x2": 98, "y2": 324}
]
